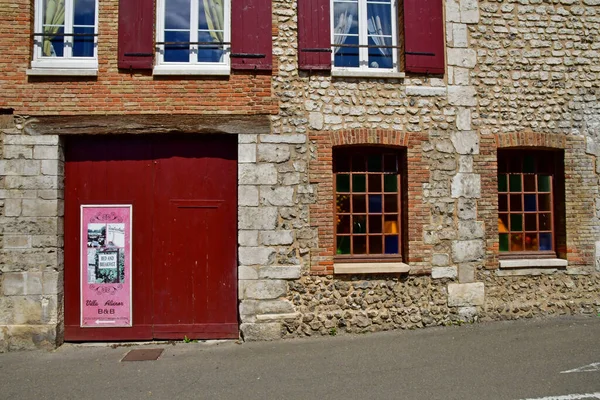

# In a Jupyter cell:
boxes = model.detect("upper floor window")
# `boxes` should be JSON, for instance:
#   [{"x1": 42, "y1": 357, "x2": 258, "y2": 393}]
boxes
[
  {"x1": 331, "y1": 0, "x2": 397, "y2": 72},
  {"x1": 32, "y1": 0, "x2": 98, "y2": 70},
  {"x1": 498, "y1": 150, "x2": 564, "y2": 258},
  {"x1": 155, "y1": 0, "x2": 231, "y2": 73}
]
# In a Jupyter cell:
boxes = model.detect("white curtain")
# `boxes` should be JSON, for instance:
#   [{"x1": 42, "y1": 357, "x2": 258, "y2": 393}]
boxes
[
  {"x1": 333, "y1": 10, "x2": 353, "y2": 55},
  {"x1": 367, "y1": 14, "x2": 390, "y2": 57},
  {"x1": 203, "y1": 0, "x2": 224, "y2": 61},
  {"x1": 43, "y1": 0, "x2": 66, "y2": 56}
]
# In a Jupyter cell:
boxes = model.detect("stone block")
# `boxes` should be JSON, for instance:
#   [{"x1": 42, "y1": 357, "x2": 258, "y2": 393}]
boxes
[
  {"x1": 458, "y1": 306, "x2": 477, "y2": 321},
  {"x1": 238, "y1": 134, "x2": 257, "y2": 144},
  {"x1": 240, "y1": 299, "x2": 296, "y2": 315},
  {"x1": 309, "y1": 112, "x2": 324, "y2": 130},
  {"x1": 453, "y1": 67, "x2": 470, "y2": 86},
  {"x1": 447, "y1": 86, "x2": 477, "y2": 107},
  {"x1": 447, "y1": 49, "x2": 477, "y2": 68},
  {"x1": 21, "y1": 199, "x2": 58, "y2": 217},
  {"x1": 12, "y1": 296, "x2": 44, "y2": 324},
  {"x1": 448, "y1": 282, "x2": 484, "y2": 306},
  {"x1": 239, "y1": 186, "x2": 259, "y2": 206},
  {"x1": 432, "y1": 253, "x2": 450, "y2": 267},
  {"x1": 260, "y1": 187, "x2": 294, "y2": 206},
  {"x1": 239, "y1": 265, "x2": 259, "y2": 280},
  {"x1": 4, "y1": 176, "x2": 59, "y2": 190},
  {"x1": 33, "y1": 146, "x2": 59, "y2": 160},
  {"x1": 596, "y1": 241, "x2": 600, "y2": 272},
  {"x1": 4, "y1": 135, "x2": 59, "y2": 146},
  {"x1": 452, "y1": 240, "x2": 485, "y2": 263},
  {"x1": 243, "y1": 280, "x2": 287, "y2": 300},
  {"x1": 3, "y1": 235, "x2": 31, "y2": 249},
  {"x1": 445, "y1": 0, "x2": 460, "y2": 22},
  {"x1": 458, "y1": 263, "x2": 476, "y2": 283},
  {"x1": 0, "y1": 326, "x2": 7, "y2": 353},
  {"x1": 41, "y1": 160, "x2": 59, "y2": 176},
  {"x1": 405, "y1": 87, "x2": 447, "y2": 97},
  {"x1": 0, "y1": 249, "x2": 60, "y2": 272},
  {"x1": 240, "y1": 322, "x2": 281, "y2": 341},
  {"x1": 260, "y1": 134, "x2": 306, "y2": 144},
  {"x1": 460, "y1": 0, "x2": 479, "y2": 23},
  {"x1": 458, "y1": 221, "x2": 484, "y2": 239},
  {"x1": 258, "y1": 265, "x2": 301, "y2": 280},
  {"x1": 238, "y1": 207, "x2": 278, "y2": 230},
  {"x1": 258, "y1": 144, "x2": 291, "y2": 163},
  {"x1": 0, "y1": 160, "x2": 41, "y2": 176},
  {"x1": 432, "y1": 267, "x2": 457, "y2": 279},
  {"x1": 4, "y1": 199, "x2": 22, "y2": 217},
  {"x1": 458, "y1": 156, "x2": 473, "y2": 173},
  {"x1": 451, "y1": 131, "x2": 479, "y2": 155},
  {"x1": 238, "y1": 247, "x2": 275, "y2": 266},
  {"x1": 4, "y1": 145, "x2": 33, "y2": 159},
  {"x1": 451, "y1": 173, "x2": 480, "y2": 198},
  {"x1": 453, "y1": 23, "x2": 468, "y2": 47},
  {"x1": 0, "y1": 217, "x2": 59, "y2": 235},
  {"x1": 456, "y1": 108, "x2": 471, "y2": 130},
  {"x1": 457, "y1": 198, "x2": 477, "y2": 220},
  {"x1": 239, "y1": 230, "x2": 259, "y2": 246},
  {"x1": 7, "y1": 324, "x2": 58, "y2": 351},
  {"x1": 43, "y1": 271, "x2": 62, "y2": 295},
  {"x1": 238, "y1": 164, "x2": 278, "y2": 185},
  {"x1": 260, "y1": 230, "x2": 294, "y2": 245},
  {"x1": 238, "y1": 144, "x2": 257, "y2": 163}
]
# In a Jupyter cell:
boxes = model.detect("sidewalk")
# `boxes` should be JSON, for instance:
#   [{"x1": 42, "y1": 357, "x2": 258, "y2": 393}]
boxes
[{"x1": 1, "y1": 316, "x2": 599, "y2": 400}]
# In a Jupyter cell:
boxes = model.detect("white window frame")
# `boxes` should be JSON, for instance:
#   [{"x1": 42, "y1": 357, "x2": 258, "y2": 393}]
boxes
[
  {"x1": 155, "y1": 0, "x2": 231, "y2": 75},
  {"x1": 31, "y1": 0, "x2": 98, "y2": 71},
  {"x1": 330, "y1": 0, "x2": 398, "y2": 75}
]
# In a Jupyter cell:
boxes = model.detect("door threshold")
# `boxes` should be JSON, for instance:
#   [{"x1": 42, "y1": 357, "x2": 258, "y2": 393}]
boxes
[{"x1": 62, "y1": 339, "x2": 236, "y2": 349}]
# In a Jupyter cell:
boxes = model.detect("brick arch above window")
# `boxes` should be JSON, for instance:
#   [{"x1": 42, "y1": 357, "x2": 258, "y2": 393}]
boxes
[
  {"x1": 495, "y1": 132, "x2": 567, "y2": 149},
  {"x1": 309, "y1": 129, "x2": 431, "y2": 275}
]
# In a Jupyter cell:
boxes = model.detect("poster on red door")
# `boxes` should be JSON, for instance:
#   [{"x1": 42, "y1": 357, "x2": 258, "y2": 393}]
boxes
[{"x1": 81, "y1": 205, "x2": 132, "y2": 328}]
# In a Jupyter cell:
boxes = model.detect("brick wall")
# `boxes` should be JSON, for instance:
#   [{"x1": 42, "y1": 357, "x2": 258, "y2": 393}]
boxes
[{"x1": 0, "y1": 0, "x2": 276, "y2": 116}]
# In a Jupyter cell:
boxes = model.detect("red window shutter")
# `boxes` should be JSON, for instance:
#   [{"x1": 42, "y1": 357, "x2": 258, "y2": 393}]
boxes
[
  {"x1": 230, "y1": 0, "x2": 272, "y2": 70},
  {"x1": 118, "y1": 0, "x2": 154, "y2": 70},
  {"x1": 404, "y1": 0, "x2": 445, "y2": 74},
  {"x1": 297, "y1": 0, "x2": 331, "y2": 71}
]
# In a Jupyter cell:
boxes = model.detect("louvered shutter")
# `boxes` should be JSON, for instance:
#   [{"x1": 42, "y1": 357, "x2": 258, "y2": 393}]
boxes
[
  {"x1": 118, "y1": 0, "x2": 155, "y2": 69},
  {"x1": 404, "y1": 0, "x2": 445, "y2": 74},
  {"x1": 298, "y1": 0, "x2": 331, "y2": 70},
  {"x1": 230, "y1": 0, "x2": 272, "y2": 70}
]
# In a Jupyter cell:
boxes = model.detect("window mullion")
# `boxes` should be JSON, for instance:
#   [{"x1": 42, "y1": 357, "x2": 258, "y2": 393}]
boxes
[
  {"x1": 190, "y1": 0, "x2": 199, "y2": 64},
  {"x1": 359, "y1": 0, "x2": 368, "y2": 68},
  {"x1": 64, "y1": 0, "x2": 74, "y2": 58},
  {"x1": 391, "y1": 0, "x2": 398, "y2": 68}
]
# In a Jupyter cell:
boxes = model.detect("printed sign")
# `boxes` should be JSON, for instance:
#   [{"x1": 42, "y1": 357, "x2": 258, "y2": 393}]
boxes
[{"x1": 81, "y1": 205, "x2": 132, "y2": 327}]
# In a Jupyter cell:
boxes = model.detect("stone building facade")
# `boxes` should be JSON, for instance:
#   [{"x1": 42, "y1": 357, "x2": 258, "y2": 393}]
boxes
[{"x1": 1, "y1": 0, "x2": 600, "y2": 351}]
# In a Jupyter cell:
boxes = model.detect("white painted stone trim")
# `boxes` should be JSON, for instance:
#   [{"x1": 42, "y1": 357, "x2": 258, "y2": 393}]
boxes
[
  {"x1": 331, "y1": 70, "x2": 405, "y2": 79},
  {"x1": 499, "y1": 258, "x2": 568, "y2": 269},
  {"x1": 26, "y1": 68, "x2": 98, "y2": 76},
  {"x1": 334, "y1": 262, "x2": 410, "y2": 274}
]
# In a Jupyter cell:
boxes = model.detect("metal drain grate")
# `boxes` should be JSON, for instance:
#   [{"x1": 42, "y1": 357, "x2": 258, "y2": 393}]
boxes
[{"x1": 121, "y1": 348, "x2": 164, "y2": 362}]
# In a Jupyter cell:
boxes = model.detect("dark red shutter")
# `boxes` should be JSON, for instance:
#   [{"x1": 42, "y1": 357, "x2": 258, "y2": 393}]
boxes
[
  {"x1": 297, "y1": 0, "x2": 331, "y2": 70},
  {"x1": 230, "y1": 0, "x2": 272, "y2": 70},
  {"x1": 118, "y1": 0, "x2": 154, "y2": 70},
  {"x1": 404, "y1": 0, "x2": 445, "y2": 74}
]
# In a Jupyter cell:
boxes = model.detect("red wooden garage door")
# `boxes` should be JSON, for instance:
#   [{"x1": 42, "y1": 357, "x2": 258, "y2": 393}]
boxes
[{"x1": 64, "y1": 135, "x2": 238, "y2": 341}]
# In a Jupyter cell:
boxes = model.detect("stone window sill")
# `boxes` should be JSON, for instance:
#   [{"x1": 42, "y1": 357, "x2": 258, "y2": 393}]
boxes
[
  {"x1": 499, "y1": 258, "x2": 568, "y2": 269},
  {"x1": 496, "y1": 258, "x2": 568, "y2": 277},
  {"x1": 334, "y1": 262, "x2": 410, "y2": 274},
  {"x1": 331, "y1": 70, "x2": 405, "y2": 79},
  {"x1": 26, "y1": 68, "x2": 98, "y2": 76}
]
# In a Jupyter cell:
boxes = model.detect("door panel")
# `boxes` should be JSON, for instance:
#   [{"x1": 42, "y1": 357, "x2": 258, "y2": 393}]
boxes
[{"x1": 64, "y1": 135, "x2": 237, "y2": 341}]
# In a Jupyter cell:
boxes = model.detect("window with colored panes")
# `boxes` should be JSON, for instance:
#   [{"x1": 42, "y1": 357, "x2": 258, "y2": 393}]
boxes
[
  {"x1": 497, "y1": 150, "x2": 562, "y2": 256},
  {"x1": 334, "y1": 148, "x2": 404, "y2": 259},
  {"x1": 32, "y1": 0, "x2": 98, "y2": 69},
  {"x1": 156, "y1": 0, "x2": 230, "y2": 68}
]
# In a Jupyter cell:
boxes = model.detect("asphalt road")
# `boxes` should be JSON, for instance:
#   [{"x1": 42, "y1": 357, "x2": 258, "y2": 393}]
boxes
[{"x1": 1, "y1": 316, "x2": 599, "y2": 400}]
